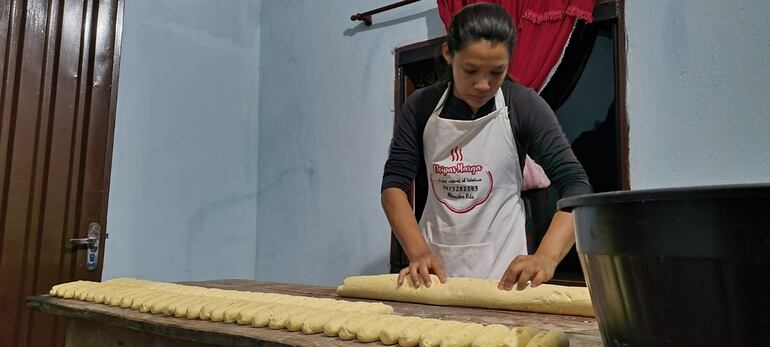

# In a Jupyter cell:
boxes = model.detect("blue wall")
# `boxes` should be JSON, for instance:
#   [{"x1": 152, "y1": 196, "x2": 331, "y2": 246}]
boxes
[
  {"x1": 256, "y1": 0, "x2": 445, "y2": 285},
  {"x1": 104, "y1": 0, "x2": 260, "y2": 281},
  {"x1": 626, "y1": 0, "x2": 770, "y2": 188}
]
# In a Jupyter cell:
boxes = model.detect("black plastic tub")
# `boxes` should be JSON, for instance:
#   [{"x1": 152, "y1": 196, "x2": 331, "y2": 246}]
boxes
[{"x1": 558, "y1": 184, "x2": 770, "y2": 346}]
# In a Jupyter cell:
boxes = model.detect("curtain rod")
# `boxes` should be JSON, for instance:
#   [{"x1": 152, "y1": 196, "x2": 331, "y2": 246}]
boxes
[{"x1": 351, "y1": 0, "x2": 422, "y2": 26}]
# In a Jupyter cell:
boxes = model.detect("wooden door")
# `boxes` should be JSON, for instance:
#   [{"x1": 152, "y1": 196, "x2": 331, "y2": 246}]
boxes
[{"x1": 0, "y1": 0, "x2": 123, "y2": 346}]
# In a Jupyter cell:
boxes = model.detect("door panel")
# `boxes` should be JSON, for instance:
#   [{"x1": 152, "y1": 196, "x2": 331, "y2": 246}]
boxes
[{"x1": 0, "y1": 0, "x2": 123, "y2": 346}]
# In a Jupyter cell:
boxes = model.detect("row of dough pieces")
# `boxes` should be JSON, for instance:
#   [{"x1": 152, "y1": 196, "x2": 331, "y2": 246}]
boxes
[
  {"x1": 50, "y1": 279, "x2": 568, "y2": 347},
  {"x1": 50, "y1": 278, "x2": 392, "y2": 315}
]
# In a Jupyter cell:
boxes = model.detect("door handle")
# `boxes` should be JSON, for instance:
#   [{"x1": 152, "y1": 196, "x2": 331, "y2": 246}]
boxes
[
  {"x1": 69, "y1": 236, "x2": 97, "y2": 248},
  {"x1": 69, "y1": 223, "x2": 101, "y2": 271}
]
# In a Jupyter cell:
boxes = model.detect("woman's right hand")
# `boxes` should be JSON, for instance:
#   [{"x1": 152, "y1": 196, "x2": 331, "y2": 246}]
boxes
[
  {"x1": 382, "y1": 188, "x2": 447, "y2": 288},
  {"x1": 397, "y1": 252, "x2": 447, "y2": 288}
]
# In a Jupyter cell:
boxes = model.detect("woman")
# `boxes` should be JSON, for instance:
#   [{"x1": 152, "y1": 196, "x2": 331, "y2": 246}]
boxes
[{"x1": 381, "y1": 3, "x2": 592, "y2": 291}]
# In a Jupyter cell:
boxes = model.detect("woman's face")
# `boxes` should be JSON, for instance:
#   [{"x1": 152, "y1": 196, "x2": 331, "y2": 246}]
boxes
[{"x1": 443, "y1": 40, "x2": 509, "y2": 112}]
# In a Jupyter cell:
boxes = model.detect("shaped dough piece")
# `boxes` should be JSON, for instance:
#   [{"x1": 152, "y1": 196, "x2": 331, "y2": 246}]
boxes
[
  {"x1": 524, "y1": 330, "x2": 569, "y2": 347},
  {"x1": 380, "y1": 316, "x2": 421, "y2": 345},
  {"x1": 131, "y1": 290, "x2": 159, "y2": 310},
  {"x1": 150, "y1": 295, "x2": 187, "y2": 315},
  {"x1": 103, "y1": 285, "x2": 131, "y2": 306},
  {"x1": 217, "y1": 300, "x2": 251, "y2": 323},
  {"x1": 107, "y1": 287, "x2": 142, "y2": 307},
  {"x1": 75, "y1": 282, "x2": 102, "y2": 301},
  {"x1": 323, "y1": 301, "x2": 349, "y2": 312},
  {"x1": 470, "y1": 324, "x2": 510, "y2": 347},
  {"x1": 301, "y1": 310, "x2": 339, "y2": 335},
  {"x1": 357, "y1": 315, "x2": 402, "y2": 343},
  {"x1": 339, "y1": 313, "x2": 378, "y2": 340},
  {"x1": 399, "y1": 318, "x2": 441, "y2": 347},
  {"x1": 269, "y1": 305, "x2": 306, "y2": 329},
  {"x1": 168, "y1": 296, "x2": 200, "y2": 316},
  {"x1": 200, "y1": 298, "x2": 233, "y2": 320},
  {"x1": 327, "y1": 300, "x2": 391, "y2": 315},
  {"x1": 441, "y1": 322, "x2": 485, "y2": 347},
  {"x1": 248, "y1": 304, "x2": 281, "y2": 327},
  {"x1": 49, "y1": 281, "x2": 72, "y2": 296},
  {"x1": 323, "y1": 312, "x2": 363, "y2": 337},
  {"x1": 284, "y1": 297, "x2": 311, "y2": 307},
  {"x1": 271, "y1": 294, "x2": 298, "y2": 305},
  {"x1": 286, "y1": 307, "x2": 317, "y2": 332},
  {"x1": 339, "y1": 301, "x2": 369, "y2": 313},
  {"x1": 500, "y1": 326, "x2": 541, "y2": 347},
  {"x1": 337, "y1": 274, "x2": 593, "y2": 317},
  {"x1": 150, "y1": 289, "x2": 197, "y2": 315},
  {"x1": 121, "y1": 289, "x2": 151, "y2": 308},
  {"x1": 171, "y1": 296, "x2": 202, "y2": 318},
  {"x1": 91, "y1": 285, "x2": 116, "y2": 304},
  {"x1": 328, "y1": 300, "x2": 358, "y2": 313},
  {"x1": 140, "y1": 292, "x2": 177, "y2": 313},
  {"x1": 235, "y1": 302, "x2": 270, "y2": 325},
  {"x1": 81, "y1": 283, "x2": 109, "y2": 302},
  {"x1": 61, "y1": 282, "x2": 85, "y2": 298},
  {"x1": 103, "y1": 283, "x2": 128, "y2": 301},
  {"x1": 248, "y1": 292, "x2": 272, "y2": 302},
  {"x1": 186, "y1": 297, "x2": 221, "y2": 320},
  {"x1": 55, "y1": 281, "x2": 90, "y2": 300},
  {"x1": 300, "y1": 297, "x2": 332, "y2": 309},
  {"x1": 362, "y1": 302, "x2": 395, "y2": 314},
  {"x1": 253, "y1": 304, "x2": 285, "y2": 328},
  {"x1": 419, "y1": 320, "x2": 463, "y2": 347},
  {"x1": 55, "y1": 281, "x2": 96, "y2": 300},
  {"x1": 169, "y1": 296, "x2": 202, "y2": 317}
]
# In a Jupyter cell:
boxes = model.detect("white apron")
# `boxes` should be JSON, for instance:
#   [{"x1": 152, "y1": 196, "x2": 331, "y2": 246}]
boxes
[{"x1": 419, "y1": 85, "x2": 527, "y2": 279}]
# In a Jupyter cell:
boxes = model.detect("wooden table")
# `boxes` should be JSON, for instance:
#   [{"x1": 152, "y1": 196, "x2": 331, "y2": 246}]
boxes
[{"x1": 27, "y1": 279, "x2": 602, "y2": 346}]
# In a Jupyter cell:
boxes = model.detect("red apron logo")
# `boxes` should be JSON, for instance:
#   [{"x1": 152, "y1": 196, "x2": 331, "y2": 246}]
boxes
[
  {"x1": 451, "y1": 146, "x2": 463, "y2": 161},
  {"x1": 434, "y1": 148, "x2": 484, "y2": 175},
  {"x1": 433, "y1": 163, "x2": 484, "y2": 176},
  {"x1": 430, "y1": 147, "x2": 492, "y2": 213}
]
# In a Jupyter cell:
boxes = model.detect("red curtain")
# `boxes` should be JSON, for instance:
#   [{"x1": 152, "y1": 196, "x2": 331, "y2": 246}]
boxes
[{"x1": 437, "y1": 0, "x2": 593, "y2": 92}]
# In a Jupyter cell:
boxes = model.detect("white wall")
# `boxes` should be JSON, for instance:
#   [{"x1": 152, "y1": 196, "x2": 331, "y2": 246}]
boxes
[
  {"x1": 626, "y1": 0, "x2": 770, "y2": 189},
  {"x1": 256, "y1": 0, "x2": 445, "y2": 285},
  {"x1": 104, "y1": 0, "x2": 260, "y2": 281}
]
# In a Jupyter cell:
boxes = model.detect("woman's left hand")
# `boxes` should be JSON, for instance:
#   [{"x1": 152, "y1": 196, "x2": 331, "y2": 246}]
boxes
[{"x1": 497, "y1": 254, "x2": 558, "y2": 291}]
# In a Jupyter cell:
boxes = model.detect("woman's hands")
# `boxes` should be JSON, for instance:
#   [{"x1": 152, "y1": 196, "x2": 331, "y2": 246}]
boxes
[
  {"x1": 383, "y1": 187, "x2": 448, "y2": 288},
  {"x1": 498, "y1": 211, "x2": 576, "y2": 291},
  {"x1": 397, "y1": 251, "x2": 447, "y2": 288},
  {"x1": 497, "y1": 254, "x2": 557, "y2": 290}
]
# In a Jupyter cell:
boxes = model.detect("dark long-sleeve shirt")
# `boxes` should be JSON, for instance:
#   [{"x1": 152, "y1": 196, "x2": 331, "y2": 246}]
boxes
[{"x1": 382, "y1": 79, "x2": 592, "y2": 205}]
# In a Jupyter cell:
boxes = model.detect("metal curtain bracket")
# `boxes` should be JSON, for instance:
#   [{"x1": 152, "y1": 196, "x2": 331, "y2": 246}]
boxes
[{"x1": 351, "y1": 0, "x2": 422, "y2": 27}]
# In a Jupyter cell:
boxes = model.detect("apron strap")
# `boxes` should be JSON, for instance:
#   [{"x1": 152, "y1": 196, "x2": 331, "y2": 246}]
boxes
[
  {"x1": 431, "y1": 84, "x2": 452, "y2": 115},
  {"x1": 493, "y1": 87, "x2": 505, "y2": 111}
]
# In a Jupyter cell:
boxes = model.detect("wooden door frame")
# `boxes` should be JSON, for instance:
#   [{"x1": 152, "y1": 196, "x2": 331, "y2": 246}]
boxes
[{"x1": 98, "y1": 0, "x2": 125, "y2": 274}]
